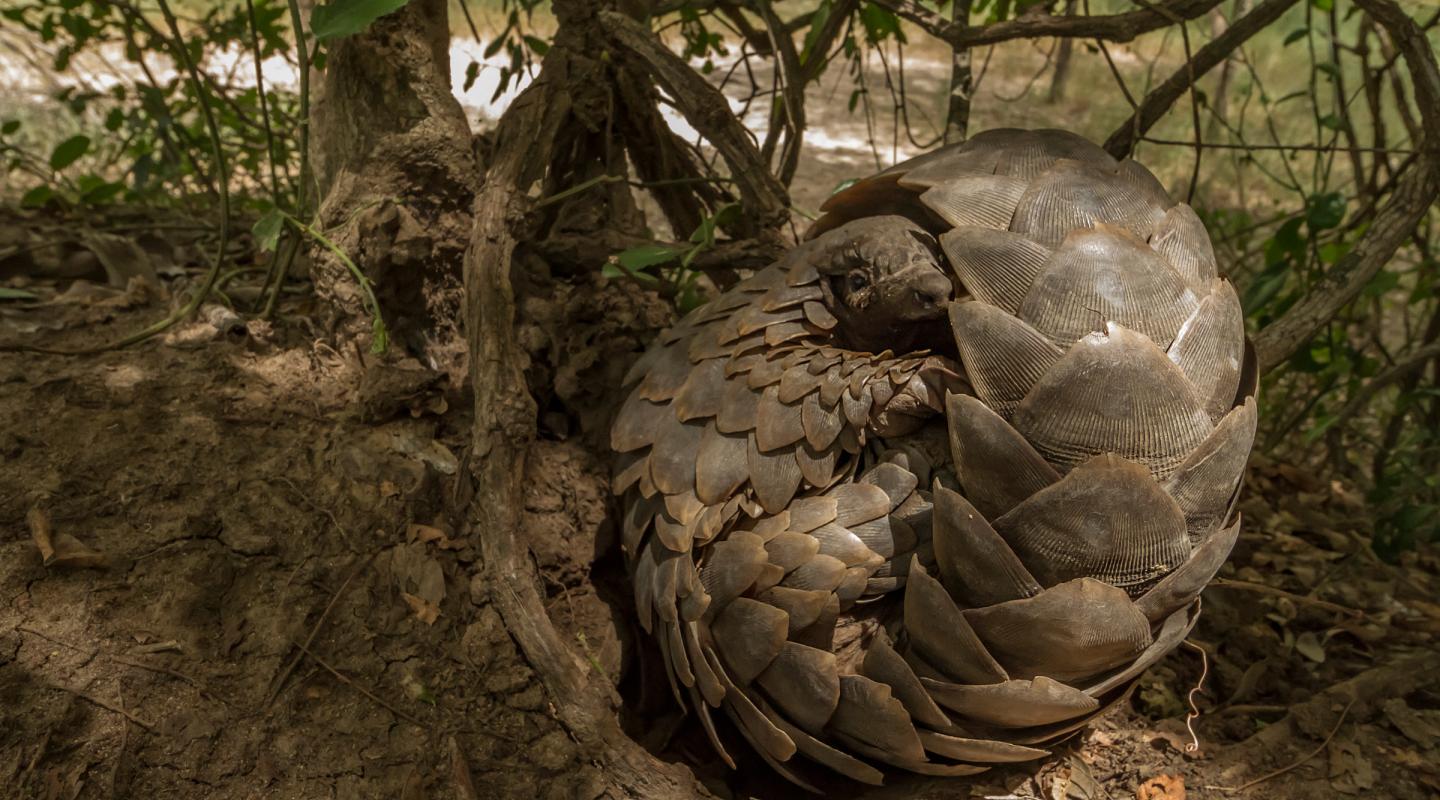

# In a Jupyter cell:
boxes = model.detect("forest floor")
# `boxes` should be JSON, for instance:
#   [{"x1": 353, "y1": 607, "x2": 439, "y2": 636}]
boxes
[
  {"x1": 3, "y1": 14, "x2": 1439, "y2": 798},
  {"x1": 2, "y1": 220, "x2": 1439, "y2": 800}
]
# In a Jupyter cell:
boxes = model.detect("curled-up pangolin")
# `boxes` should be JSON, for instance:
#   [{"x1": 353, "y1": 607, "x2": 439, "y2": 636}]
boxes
[{"x1": 611, "y1": 129, "x2": 1257, "y2": 789}]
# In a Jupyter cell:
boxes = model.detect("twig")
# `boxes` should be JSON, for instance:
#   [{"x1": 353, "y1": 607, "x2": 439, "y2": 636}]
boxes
[
  {"x1": 1107, "y1": 0, "x2": 1300, "y2": 159},
  {"x1": 295, "y1": 642, "x2": 427, "y2": 728},
  {"x1": 109, "y1": 654, "x2": 224, "y2": 704},
  {"x1": 110, "y1": 688, "x2": 130, "y2": 796},
  {"x1": 1206, "y1": 578, "x2": 1367, "y2": 617},
  {"x1": 266, "y1": 553, "x2": 373, "y2": 705},
  {"x1": 1182, "y1": 635, "x2": 1207, "y2": 753},
  {"x1": 874, "y1": 0, "x2": 1225, "y2": 48},
  {"x1": 1208, "y1": 699, "x2": 1354, "y2": 793},
  {"x1": 1139, "y1": 136, "x2": 1416, "y2": 154},
  {"x1": 272, "y1": 476, "x2": 353, "y2": 547},
  {"x1": 243, "y1": 0, "x2": 282, "y2": 200},
  {"x1": 51, "y1": 685, "x2": 154, "y2": 731}
]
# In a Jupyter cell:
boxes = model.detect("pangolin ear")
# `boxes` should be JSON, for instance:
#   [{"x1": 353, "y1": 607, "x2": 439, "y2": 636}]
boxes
[
  {"x1": 907, "y1": 227, "x2": 939, "y2": 254},
  {"x1": 812, "y1": 241, "x2": 861, "y2": 276}
]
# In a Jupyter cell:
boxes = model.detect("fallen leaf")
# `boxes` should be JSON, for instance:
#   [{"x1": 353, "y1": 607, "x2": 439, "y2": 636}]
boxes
[
  {"x1": 28, "y1": 507, "x2": 106, "y2": 569},
  {"x1": 28, "y1": 507, "x2": 54, "y2": 561},
  {"x1": 1328, "y1": 738, "x2": 1375, "y2": 794},
  {"x1": 1382, "y1": 698, "x2": 1440, "y2": 748},
  {"x1": 407, "y1": 523, "x2": 462, "y2": 550},
  {"x1": 1137, "y1": 774, "x2": 1186, "y2": 800},
  {"x1": 1295, "y1": 631, "x2": 1326, "y2": 663},
  {"x1": 379, "y1": 480, "x2": 400, "y2": 498},
  {"x1": 402, "y1": 591, "x2": 440, "y2": 625}
]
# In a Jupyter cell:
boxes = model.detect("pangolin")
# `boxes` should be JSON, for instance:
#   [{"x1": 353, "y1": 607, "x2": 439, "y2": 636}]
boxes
[{"x1": 611, "y1": 128, "x2": 1256, "y2": 789}]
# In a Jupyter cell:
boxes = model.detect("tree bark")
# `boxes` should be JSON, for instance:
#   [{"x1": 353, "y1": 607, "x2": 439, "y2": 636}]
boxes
[
  {"x1": 1047, "y1": 0, "x2": 1079, "y2": 104},
  {"x1": 1252, "y1": 0, "x2": 1440, "y2": 372},
  {"x1": 944, "y1": 0, "x2": 974, "y2": 143},
  {"x1": 308, "y1": 0, "x2": 476, "y2": 372},
  {"x1": 461, "y1": 2, "x2": 797, "y2": 795}
]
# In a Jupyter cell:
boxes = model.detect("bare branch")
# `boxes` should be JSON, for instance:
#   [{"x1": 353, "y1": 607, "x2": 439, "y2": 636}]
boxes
[
  {"x1": 600, "y1": 9, "x2": 790, "y2": 232},
  {"x1": 1104, "y1": 0, "x2": 1300, "y2": 158},
  {"x1": 1252, "y1": 0, "x2": 1440, "y2": 372},
  {"x1": 874, "y1": 0, "x2": 1225, "y2": 48},
  {"x1": 465, "y1": 44, "x2": 706, "y2": 797}
]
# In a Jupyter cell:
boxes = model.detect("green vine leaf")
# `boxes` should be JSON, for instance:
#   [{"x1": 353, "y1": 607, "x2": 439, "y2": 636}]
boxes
[
  {"x1": 49, "y1": 134, "x2": 90, "y2": 170},
  {"x1": 310, "y1": 0, "x2": 411, "y2": 42}
]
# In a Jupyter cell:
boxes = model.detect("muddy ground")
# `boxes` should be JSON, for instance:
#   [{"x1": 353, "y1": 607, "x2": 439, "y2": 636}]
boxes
[{"x1": 1, "y1": 228, "x2": 1438, "y2": 800}]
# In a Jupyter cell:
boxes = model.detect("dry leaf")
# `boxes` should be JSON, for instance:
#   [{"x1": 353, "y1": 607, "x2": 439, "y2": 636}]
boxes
[
  {"x1": 29, "y1": 507, "x2": 106, "y2": 568},
  {"x1": 1136, "y1": 774, "x2": 1186, "y2": 800},
  {"x1": 402, "y1": 591, "x2": 440, "y2": 625},
  {"x1": 28, "y1": 506, "x2": 54, "y2": 561},
  {"x1": 407, "y1": 522, "x2": 463, "y2": 550},
  {"x1": 1295, "y1": 631, "x2": 1327, "y2": 663},
  {"x1": 1382, "y1": 698, "x2": 1440, "y2": 747},
  {"x1": 380, "y1": 480, "x2": 400, "y2": 498}
]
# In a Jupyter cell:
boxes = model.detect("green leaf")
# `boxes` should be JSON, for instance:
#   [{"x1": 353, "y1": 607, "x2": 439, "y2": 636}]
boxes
[
  {"x1": 1318, "y1": 113, "x2": 1344, "y2": 131},
  {"x1": 81, "y1": 181, "x2": 126, "y2": 204},
  {"x1": 253, "y1": 209, "x2": 285, "y2": 253},
  {"x1": 1283, "y1": 27, "x2": 1309, "y2": 46},
  {"x1": 1242, "y1": 266, "x2": 1289, "y2": 315},
  {"x1": 859, "y1": 2, "x2": 902, "y2": 43},
  {"x1": 1362, "y1": 269, "x2": 1400, "y2": 298},
  {"x1": 370, "y1": 315, "x2": 389, "y2": 354},
  {"x1": 483, "y1": 27, "x2": 509, "y2": 58},
  {"x1": 49, "y1": 134, "x2": 90, "y2": 170},
  {"x1": 1306, "y1": 192, "x2": 1346, "y2": 231},
  {"x1": 1310, "y1": 0, "x2": 1333, "y2": 11},
  {"x1": 20, "y1": 186, "x2": 53, "y2": 208},
  {"x1": 800, "y1": 0, "x2": 834, "y2": 65},
  {"x1": 0, "y1": 287, "x2": 39, "y2": 301},
  {"x1": 688, "y1": 203, "x2": 739, "y2": 249},
  {"x1": 1318, "y1": 240, "x2": 1349, "y2": 264},
  {"x1": 0, "y1": 119, "x2": 18, "y2": 135},
  {"x1": 463, "y1": 61, "x2": 480, "y2": 92},
  {"x1": 522, "y1": 34, "x2": 549, "y2": 56},
  {"x1": 104, "y1": 108, "x2": 125, "y2": 131},
  {"x1": 616, "y1": 243, "x2": 680, "y2": 272},
  {"x1": 310, "y1": 0, "x2": 411, "y2": 42}
]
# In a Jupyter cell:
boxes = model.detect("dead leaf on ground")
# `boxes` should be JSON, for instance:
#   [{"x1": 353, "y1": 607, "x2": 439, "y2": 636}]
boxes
[
  {"x1": 401, "y1": 592, "x2": 440, "y2": 625},
  {"x1": 1328, "y1": 738, "x2": 1375, "y2": 794},
  {"x1": 1381, "y1": 698, "x2": 1440, "y2": 748},
  {"x1": 1136, "y1": 774, "x2": 1186, "y2": 800},
  {"x1": 28, "y1": 507, "x2": 107, "y2": 569},
  {"x1": 407, "y1": 522, "x2": 462, "y2": 550}
]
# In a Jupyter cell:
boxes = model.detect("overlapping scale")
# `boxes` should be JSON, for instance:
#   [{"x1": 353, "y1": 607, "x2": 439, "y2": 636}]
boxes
[
  {"x1": 1168, "y1": 280, "x2": 1246, "y2": 422},
  {"x1": 1011, "y1": 324, "x2": 1214, "y2": 479},
  {"x1": 613, "y1": 129, "x2": 1256, "y2": 789},
  {"x1": 940, "y1": 227, "x2": 1053, "y2": 314},
  {"x1": 963, "y1": 578, "x2": 1154, "y2": 681},
  {"x1": 1018, "y1": 225, "x2": 1198, "y2": 350},
  {"x1": 992, "y1": 455, "x2": 1190, "y2": 591},
  {"x1": 1009, "y1": 159, "x2": 1171, "y2": 248}
]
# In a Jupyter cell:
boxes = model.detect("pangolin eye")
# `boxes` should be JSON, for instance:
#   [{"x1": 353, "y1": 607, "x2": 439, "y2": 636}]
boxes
[{"x1": 848, "y1": 271, "x2": 868, "y2": 292}]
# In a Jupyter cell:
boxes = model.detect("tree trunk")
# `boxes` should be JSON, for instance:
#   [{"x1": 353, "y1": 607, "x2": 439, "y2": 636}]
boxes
[
  {"x1": 458, "y1": 1, "x2": 797, "y2": 795},
  {"x1": 1047, "y1": 0, "x2": 1079, "y2": 103},
  {"x1": 1202, "y1": 0, "x2": 1248, "y2": 140},
  {"x1": 307, "y1": 0, "x2": 476, "y2": 373},
  {"x1": 944, "y1": 0, "x2": 974, "y2": 143}
]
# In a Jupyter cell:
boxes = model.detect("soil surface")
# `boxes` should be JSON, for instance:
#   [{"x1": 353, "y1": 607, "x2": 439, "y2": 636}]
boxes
[{"x1": 3, "y1": 237, "x2": 1439, "y2": 800}]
